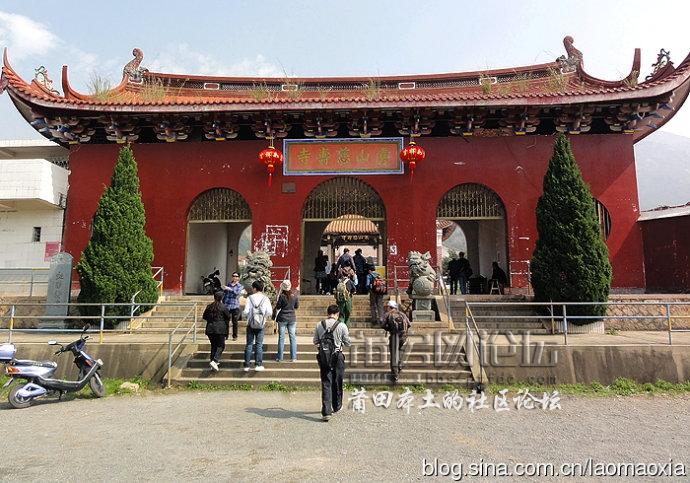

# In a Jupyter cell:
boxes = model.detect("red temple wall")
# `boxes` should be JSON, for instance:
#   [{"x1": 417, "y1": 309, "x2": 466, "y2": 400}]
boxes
[
  {"x1": 64, "y1": 134, "x2": 645, "y2": 292},
  {"x1": 641, "y1": 216, "x2": 690, "y2": 292}
]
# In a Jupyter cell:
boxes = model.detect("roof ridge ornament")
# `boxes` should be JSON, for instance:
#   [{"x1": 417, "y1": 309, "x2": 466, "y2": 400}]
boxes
[
  {"x1": 556, "y1": 35, "x2": 583, "y2": 73},
  {"x1": 34, "y1": 66, "x2": 60, "y2": 95},
  {"x1": 123, "y1": 48, "x2": 148, "y2": 83},
  {"x1": 646, "y1": 49, "x2": 673, "y2": 81}
]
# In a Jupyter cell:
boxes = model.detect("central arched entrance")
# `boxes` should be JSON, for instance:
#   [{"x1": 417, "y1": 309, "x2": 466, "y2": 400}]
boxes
[
  {"x1": 301, "y1": 177, "x2": 385, "y2": 294},
  {"x1": 437, "y1": 183, "x2": 508, "y2": 293},
  {"x1": 184, "y1": 188, "x2": 252, "y2": 294}
]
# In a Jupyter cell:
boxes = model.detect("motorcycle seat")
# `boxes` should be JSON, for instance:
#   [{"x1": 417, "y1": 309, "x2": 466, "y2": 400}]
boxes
[{"x1": 13, "y1": 359, "x2": 58, "y2": 369}]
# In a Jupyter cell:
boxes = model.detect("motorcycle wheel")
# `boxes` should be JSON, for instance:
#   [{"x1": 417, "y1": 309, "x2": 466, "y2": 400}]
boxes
[
  {"x1": 8, "y1": 385, "x2": 32, "y2": 409},
  {"x1": 89, "y1": 372, "x2": 105, "y2": 398}
]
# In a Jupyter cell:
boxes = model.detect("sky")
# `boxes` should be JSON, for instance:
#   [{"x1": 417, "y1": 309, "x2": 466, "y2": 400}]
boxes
[{"x1": 1, "y1": 0, "x2": 690, "y2": 139}]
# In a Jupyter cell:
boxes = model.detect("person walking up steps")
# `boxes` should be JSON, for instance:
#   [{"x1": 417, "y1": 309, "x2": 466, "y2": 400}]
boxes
[
  {"x1": 242, "y1": 280, "x2": 273, "y2": 372},
  {"x1": 367, "y1": 266, "x2": 386, "y2": 325},
  {"x1": 381, "y1": 300, "x2": 411, "y2": 382},
  {"x1": 274, "y1": 279, "x2": 299, "y2": 362},
  {"x1": 202, "y1": 291, "x2": 231, "y2": 372},
  {"x1": 334, "y1": 268, "x2": 356, "y2": 325},
  {"x1": 222, "y1": 271, "x2": 243, "y2": 340},
  {"x1": 313, "y1": 304, "x2": 352, "y2": 421}
]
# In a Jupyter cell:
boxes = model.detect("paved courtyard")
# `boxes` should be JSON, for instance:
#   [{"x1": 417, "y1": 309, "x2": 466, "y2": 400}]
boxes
[{"x1": 1, "y1": 391, "x2": 688, "y2": 481}]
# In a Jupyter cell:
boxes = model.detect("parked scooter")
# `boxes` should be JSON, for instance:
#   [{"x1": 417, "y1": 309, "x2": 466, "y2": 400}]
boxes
[
  {"x1": 201, "y1": 269, "x2": 222, "y2": 294},
  {"x1": 1, "y1": 325, "x2": 104, "y2": 409}
]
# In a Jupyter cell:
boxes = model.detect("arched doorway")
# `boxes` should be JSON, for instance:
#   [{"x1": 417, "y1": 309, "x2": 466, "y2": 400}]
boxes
[
  {"x1": 437, "y1": 184, "x2": 508, "y2": 289},
  {"x1": 184, "y1": 188, "x2": 252, "y2": 293},
  {"x1": 301, "y1": 177, "x2": 385, "y2": 294}
]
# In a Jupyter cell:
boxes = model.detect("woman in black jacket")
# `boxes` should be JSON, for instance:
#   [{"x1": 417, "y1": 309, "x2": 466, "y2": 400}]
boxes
[
  {"x1": 274, "y1": 280, "x2": 299, "y2": 362},
  {"x1": 202, "y1": 291, "x2": 231, "y2": 372}
]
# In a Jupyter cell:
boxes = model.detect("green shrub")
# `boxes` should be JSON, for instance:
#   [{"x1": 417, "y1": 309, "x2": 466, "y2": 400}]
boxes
[
  {"x1": 653, "y1": 380, "x2": 675, "y2": 391},
  {"x1": 531, "y1": 134, "x2": 612, "y2": 324},
  {"x1": 589, "y1": 381, "x2": 606, "y2": 393},
  {"x1": 76, "y1": 146, "x2": 158, "y2": 328},
  {"x1": 260, "y1": 381, "x2": 289, "y2": 392},
  {"x1": 611, "y1": 377, "x2": 638, "y2": 395}
]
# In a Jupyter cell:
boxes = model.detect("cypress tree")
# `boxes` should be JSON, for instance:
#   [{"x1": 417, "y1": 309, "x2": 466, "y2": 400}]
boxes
[
  {"x1": 76, "y1": 145, "x2": 158, "y2": 326},
  {"x1": 530, "y1": 134, "x2": 612, "y2": 323}
]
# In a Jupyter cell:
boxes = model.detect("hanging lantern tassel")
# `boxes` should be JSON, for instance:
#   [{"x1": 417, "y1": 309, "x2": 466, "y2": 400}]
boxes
[
  {"x1": 399, "y1": 141, "x2": 425, "y2": 181},
  {"x1": 258, "y1": 145, "x2": 283, "y2": 187},
  {"x1": 266, "y1": 163, "x2": 274, "y2": 187}
]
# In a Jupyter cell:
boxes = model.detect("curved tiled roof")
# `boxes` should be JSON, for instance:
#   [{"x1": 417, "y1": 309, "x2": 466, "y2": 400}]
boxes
[
  {"x1": 323, "y1": 215, "x2": 380, "y2": 236},
  {"x1": 3, "y1": 37, "x2": 689, "y2": 112},
  {"x1": 2, "y1": 37, "x2": 690, "y2": 146}
]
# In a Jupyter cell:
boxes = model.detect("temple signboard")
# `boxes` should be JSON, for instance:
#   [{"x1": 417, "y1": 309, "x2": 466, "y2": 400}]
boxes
[{"x1": 283, "y1": 138, "x2": 404, "y2": 175}]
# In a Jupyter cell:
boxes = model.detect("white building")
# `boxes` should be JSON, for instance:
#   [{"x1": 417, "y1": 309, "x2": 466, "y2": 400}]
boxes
[{"x1": 0, "y1": 140, "x2": 68, "y2": 268}]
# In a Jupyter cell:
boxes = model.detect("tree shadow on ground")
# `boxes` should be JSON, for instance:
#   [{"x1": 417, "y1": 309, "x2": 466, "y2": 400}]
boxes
[{"x1": 245, "y1": 407, "x2": 322, "y2": 422}]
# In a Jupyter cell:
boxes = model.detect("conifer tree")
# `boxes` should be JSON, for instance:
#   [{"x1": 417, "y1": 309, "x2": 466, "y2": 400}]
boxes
[
  {"x1": 76, "y1": 145, "x2": 158, "y2": 325},
  {"x1": 530, "y1": 134, "x2": 612, "y2": 323}
]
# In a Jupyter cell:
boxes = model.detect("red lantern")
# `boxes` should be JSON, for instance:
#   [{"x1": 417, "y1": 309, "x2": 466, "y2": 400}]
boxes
[
  {"x1": 399, "y1": 141, "x2": 426, "y2": 179},
  {"x1": 258, "y1": 145, "x2": 283, "y2": 187}
]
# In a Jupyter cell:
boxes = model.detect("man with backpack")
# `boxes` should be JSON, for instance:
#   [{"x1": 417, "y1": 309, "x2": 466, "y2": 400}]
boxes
[
  {"x1": 381, "y1": 300, "x2": 411, "y2": 383},
  {"x1": 334, "y1": 269, "x2": 356, "y2": 325},
  {"x1": 366, "y1": 266, "x2": 386, "y2": 325},
  {"x1": 336, "y1": 247, "x2": 354, "y2": 271},
  {"x1": 242, "y1": 280, "x2": 273, "y2": 372},
  {"x1": 313, "y1": 304, "x2": 352, "y2": 421},
  {"x1": 353, "y1": 248, "x2": 367, "y2": 294}
]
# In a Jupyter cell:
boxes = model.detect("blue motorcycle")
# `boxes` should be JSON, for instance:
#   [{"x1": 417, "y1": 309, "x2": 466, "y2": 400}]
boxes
[{"x1": 1, "y1": 325, "x2": 104, "y2": 409}]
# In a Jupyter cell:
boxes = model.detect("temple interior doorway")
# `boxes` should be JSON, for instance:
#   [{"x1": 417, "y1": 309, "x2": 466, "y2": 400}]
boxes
[
  {"x1": 301, "y1": 177, "x2": 386, "y2": 294},
  {"x1": 436, "y1": 183, "x2": 508, "y2": 292},
  {"x1": 184, "y1": 188, "x2": 252, "y2": 294}
]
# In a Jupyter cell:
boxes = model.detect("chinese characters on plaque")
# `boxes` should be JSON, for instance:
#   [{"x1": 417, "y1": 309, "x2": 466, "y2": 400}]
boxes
[{"x1": 284, "y1": 138, "x2": 404, "y2": 175}]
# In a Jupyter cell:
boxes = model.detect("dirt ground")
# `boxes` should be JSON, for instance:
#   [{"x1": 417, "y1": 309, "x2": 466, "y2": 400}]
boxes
[{"x1": 0, "y1": 391, "x2": 688, "y2": 482}]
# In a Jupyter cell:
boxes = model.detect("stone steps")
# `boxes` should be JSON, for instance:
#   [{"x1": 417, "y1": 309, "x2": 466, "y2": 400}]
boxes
[
  {"x1": 169, "y1": 336, "x2": 474, "y2": 388},
  {"x1": 451, "y1": 302, "x2": 551, "y2": 334},
  {"x1": 172, "y1": 374, "x2": 474, "y2": 388}
]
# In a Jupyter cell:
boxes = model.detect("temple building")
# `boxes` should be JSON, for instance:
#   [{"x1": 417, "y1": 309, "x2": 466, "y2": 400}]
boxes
[{"x1": 1, "y1": 37, "x2": 689, "y2": 294}]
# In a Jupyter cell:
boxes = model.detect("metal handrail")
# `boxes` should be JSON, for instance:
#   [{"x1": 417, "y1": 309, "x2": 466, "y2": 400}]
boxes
[
  {"x1": 435, "y1": 269, "x2": 454, "y2": 329},
  {"x1": 129, "y1": 290, "x2": 142, "y2": 327},
  {"x1": 167, "y1": 302, "x2": 199, "y2": 387},
  {"x1": 0, "y1": 267, "x2": 50, "y2": 297},
  {"x1": 0, "y1": 266, "x2": 165, "y2": 297},
  {"x1": 151, "y1": 266, "x2": 164, "y2": 294},
  {"x1": 1, "y1": 301, "x2": 198, "y2": 343},
  {"x1": 463, "y1": 301, "x2": 487, "y2": 389},
  {"x1": 462, "y1": 300, "x2": 690, "y2": 346}
]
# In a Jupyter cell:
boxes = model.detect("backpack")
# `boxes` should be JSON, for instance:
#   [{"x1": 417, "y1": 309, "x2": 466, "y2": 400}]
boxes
[
  {"x1": 317, "y1": 319, "x2": 341, "y2": 369},
  {"x1": 372, "y1": 277, "x2": 387, "y2": 295},
  {"x1": 335, "y1": 279, "x2": 350, "y2": 303},
  {"x1": 248, "y1": 295, "x2": 269, "y2": 330},
  {"x1": 389, "y1": 311, "x2": 409, "y2": 337}
]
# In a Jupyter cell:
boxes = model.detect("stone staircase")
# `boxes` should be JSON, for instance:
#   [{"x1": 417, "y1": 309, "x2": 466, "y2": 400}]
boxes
[
  {"x1": 169, "y1": 337, "x2": 474, "y2": 388},
  {"x1": 450, "y1": 295, "x2": 551, "y2": 334},
  {"x1": 162, "y1": 294, "x2": 474, "y2": 388},
  {"x1": 131, "y1": 294, "x2": 474, "y2": 388},
  {"x1": 138, "y1": 294, "x2": 446, "y2": 336},
  {"x1": 130, "y1": 296, "x2": 205, "y2": 331}
]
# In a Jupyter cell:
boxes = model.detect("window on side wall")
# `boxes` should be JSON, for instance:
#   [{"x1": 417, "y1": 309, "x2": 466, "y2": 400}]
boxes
[{"x1": 32, "y1": 226, "x2": 42, "y2": 242}]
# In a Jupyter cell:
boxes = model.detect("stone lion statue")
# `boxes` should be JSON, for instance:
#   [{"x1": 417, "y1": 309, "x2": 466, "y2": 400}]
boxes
[{"x1": 407, "y1": 251, "x2": 436, "y2": 297}]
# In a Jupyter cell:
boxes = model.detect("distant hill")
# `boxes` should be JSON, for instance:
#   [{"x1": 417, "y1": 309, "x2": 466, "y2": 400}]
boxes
[{"x1": 634, "y1": 131, "x2": 690, "y2": 210}]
